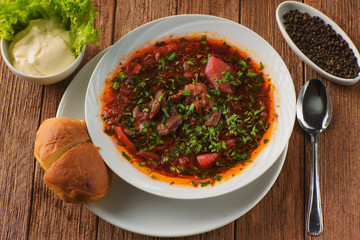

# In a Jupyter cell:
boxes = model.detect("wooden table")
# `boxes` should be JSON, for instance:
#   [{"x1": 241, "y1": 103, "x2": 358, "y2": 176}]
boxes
[{"x1": 1, "y1": 0, "x2": 359, "y2": 239}]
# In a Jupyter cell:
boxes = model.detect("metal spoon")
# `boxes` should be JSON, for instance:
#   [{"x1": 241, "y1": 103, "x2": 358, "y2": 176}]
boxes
[{"x1": 296, "y1": 78, "x2": 332, "y2": 236}]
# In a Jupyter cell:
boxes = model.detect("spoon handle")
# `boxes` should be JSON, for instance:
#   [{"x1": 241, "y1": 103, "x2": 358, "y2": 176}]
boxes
[{"x1": 307, "y1": 134, "x2": 323, "y2": 235}]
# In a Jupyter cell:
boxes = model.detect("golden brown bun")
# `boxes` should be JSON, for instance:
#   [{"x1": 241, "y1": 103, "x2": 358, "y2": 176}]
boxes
[
  {"x1": 34, "y1": 117, "x2": 90, "y2": 171},
  {"x1": 34, "y1": 117, "x2": 112, "y2": 204},
  {"x1": 44, "y1": 142, "x2": 112, "y2": 204}
]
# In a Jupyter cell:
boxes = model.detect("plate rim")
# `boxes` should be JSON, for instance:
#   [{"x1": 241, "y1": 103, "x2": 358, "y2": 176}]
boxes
[
  {"x1": 57, "y1": 43, "x2": 288, "y2": 238},
  {"x1": 84, "y1": 14, "x2": 296, "y2": 199}
]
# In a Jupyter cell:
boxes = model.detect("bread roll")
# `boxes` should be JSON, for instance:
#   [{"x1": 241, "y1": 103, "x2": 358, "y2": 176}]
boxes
[
  {"x1": 44, "y1": 142, "x2": 112, "y2": 204},
  {"x1": 34, "y1": 117, "x2": 112, "y2": 204},
  {"x1": 34, "y1": 117, "x2": 90, "y2": 171}
]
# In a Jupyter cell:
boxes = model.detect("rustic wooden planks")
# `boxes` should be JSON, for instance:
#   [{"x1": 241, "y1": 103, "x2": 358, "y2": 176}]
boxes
[
  {"x1": 1, "y1": 0, "x2": 360, "y2": 239},
  {"x1": 303, "y1": 1, "x2": 360, "y2": 239},
  {"x1": 0, "y1": 67, "x2": 43, "y2": 239},
  {"x1": 237, "y1": 0, "x2": 305, "y2": 239}
]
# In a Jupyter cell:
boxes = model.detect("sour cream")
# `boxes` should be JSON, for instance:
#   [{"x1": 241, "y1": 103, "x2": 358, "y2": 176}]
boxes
[{"x1": 9, "y1": 18, "x2": 76, "y2": 76}]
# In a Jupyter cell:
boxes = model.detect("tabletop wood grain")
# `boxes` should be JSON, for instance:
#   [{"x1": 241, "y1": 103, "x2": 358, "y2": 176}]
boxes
[{"x1": 1, "y1": 0, "x2": 359, "y2": 239}]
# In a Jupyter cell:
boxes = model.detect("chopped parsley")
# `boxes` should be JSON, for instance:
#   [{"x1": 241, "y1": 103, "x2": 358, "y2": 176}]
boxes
[{"x1": 102, "y1": 35, "x2": 273, "y2": 187}]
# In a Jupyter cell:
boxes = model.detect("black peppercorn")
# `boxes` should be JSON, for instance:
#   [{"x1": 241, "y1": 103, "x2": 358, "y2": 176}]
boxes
[{"x1": 283, "y1": 9, "x2": 360, "y2": 79}]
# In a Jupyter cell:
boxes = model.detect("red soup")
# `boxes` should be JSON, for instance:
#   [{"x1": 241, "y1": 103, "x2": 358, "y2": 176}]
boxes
[{"x1": 101, "y1": 34, "x2": 275, "y2": 187}]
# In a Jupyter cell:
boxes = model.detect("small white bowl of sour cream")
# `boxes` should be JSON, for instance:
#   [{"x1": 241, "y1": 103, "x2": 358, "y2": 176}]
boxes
[{"x1": 1, "y1": 39, "x2": 85, "y2": 85}]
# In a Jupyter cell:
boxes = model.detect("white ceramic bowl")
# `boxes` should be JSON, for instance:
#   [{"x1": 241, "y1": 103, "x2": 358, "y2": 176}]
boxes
[
  {"x1": 1, "y1": 39, "x2": 85, "y2": 85},
  {"x1": 85, "y1": 14, "x2": 296, "y2": 199},
  {"x1": 276, "y1": 1, "x2": 360, "y2": 85}
]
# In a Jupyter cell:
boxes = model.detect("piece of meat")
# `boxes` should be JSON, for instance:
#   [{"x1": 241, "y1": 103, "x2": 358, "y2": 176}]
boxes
[
  {"x1": 196, "y1": 153, "x2": 221, "y2": 170},
  {"x1": 184, "y1": 83, "x2": 207, "y2": 97},
  {"x1": 184, "y1": 71, "x2": 194, "y2": 78},
  {"x1": 194, "y1": 100, "x2": 205, "y2": 115},
  {"x1": 149, "y1": 90, "x2": 165, "y2": 119},
  {"x1": 123, "y1": 127, "x2": 132, "y2": 136},
  {"x1": 114, "y1": 126, "x2": 136, "y2": 152},
  {"x1": 169, "y1": 92, "x2": 185, "y2": 103},
  {"x1": 155, "y1": 44, "x2": 178, "y2": 61},
  {"x1": 184, "y1": 41, "x2": 201, "y2": 53},
  {"x1": 205, "y1": 56, "x2": 234, "y2": 94},
  {"x1": 136, "y1": 150, "x2": 160, "y2": 161},
  {"x1": 156, "y1": 107, "x2": 182, "y2": 136},
  {"x1": 143, "y1": 52, "x2": 156, "y2": 66},
  {"x1": 157, "y1": 43, "x2": 178, "y2": 55},
  {"x1": 224, "y1": 139, "x2": 236, "y2": 150},
  {"x1": 205, "y1": 111, "x2": 221, "y2": 127},
  {"x1": 259, "y1": 101, "x2": 268, "y2": 120},
  {"x1": 125, "y1": 57, "x2": 142, "y2": 76},
  {"x1": 184, "y1": 84, "x2": 214, "y2": 115},
  {"x1": 229, "y1": 99, "x2": 243, "y2": 111},
  {"x1": 177, "y1": 156, "x2": 190, "y2": 167},
  {"x1": 183, "y1": 61, "x2": 196, "y2": 78},
  {"x1": 136, "y1": 151, "x2": 160, "y2": 169},
  {"x1": 133, "y1": 106, "x2": 150, "y2": 131},
  {"x1": 133, "y1": 106, "x2": 146, "y2": 119},
  {"x1": 132, "y1": 63, "x2": 142, "y2": 74}
]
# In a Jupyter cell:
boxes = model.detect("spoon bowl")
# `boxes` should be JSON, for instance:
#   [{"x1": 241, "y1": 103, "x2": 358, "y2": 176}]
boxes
[
  {"x1": 297, "y1": 78, "x2": 332, "y2": 236},
  {"x1": 297, "y1": 79, "x2": 332, "y2": 135}
]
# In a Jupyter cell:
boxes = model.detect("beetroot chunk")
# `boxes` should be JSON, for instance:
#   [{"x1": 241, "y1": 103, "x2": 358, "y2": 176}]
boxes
[
  {"x1": 205, "y1": 56, "x2": 234, "y2": 94},
  {"x1": 114, "y1": 126, "x2": 136, "y2": 152},
  {"x1": 196, "y1": 153, "x2": 221, "y2": 170}
]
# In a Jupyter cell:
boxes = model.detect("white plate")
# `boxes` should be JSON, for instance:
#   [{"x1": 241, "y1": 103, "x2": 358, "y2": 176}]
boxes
[
  {"x1": 85, "y1": 14, "x2": 296, "y2": 199},
  {"x1": 57, "y1": 49, "x2": 288, "y2": 237},
  {"x1": 276, "y1": 1, "x2": 360, "y2": 85}
]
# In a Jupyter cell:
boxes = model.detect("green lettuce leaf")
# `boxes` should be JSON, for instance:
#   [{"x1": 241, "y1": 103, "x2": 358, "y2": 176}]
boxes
[{"x1": 0, "y1": 0, "x2": 99, "y2": 56}]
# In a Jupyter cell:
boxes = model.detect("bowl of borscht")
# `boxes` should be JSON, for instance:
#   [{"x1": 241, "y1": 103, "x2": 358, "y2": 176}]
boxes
[{"x1": 85, "y1": 15, "x2": 296, "y2": 199}]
